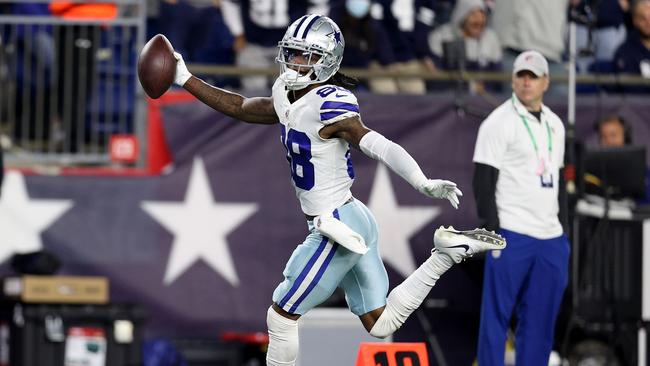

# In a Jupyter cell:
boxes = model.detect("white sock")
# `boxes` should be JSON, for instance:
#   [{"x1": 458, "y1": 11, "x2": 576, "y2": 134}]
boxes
[
  {"x1": 266, "y1": 307, "x2": 299, "y2": 366},
  {"x1": 369, "y1": 251, "x2": 454, "y2": 338}
]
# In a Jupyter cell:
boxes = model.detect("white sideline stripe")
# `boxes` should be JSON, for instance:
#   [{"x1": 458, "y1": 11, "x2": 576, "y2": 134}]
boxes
[{"x1": 282, "y1": 239, "x2": 334, "y2": 312}]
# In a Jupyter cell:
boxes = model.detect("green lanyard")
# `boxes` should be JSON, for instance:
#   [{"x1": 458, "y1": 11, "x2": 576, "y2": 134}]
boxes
[{"x1": 511, "y1": 96, "x2": 552, "y2": 159}]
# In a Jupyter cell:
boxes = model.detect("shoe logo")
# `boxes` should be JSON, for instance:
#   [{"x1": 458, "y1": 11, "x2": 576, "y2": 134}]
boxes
[{"x1": 448, "y1": 244, "x2": 469, "y2": 252}]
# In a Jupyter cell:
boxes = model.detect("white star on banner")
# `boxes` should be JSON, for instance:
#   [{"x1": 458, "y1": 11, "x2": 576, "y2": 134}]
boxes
[
  {"x1": 141, "y1": 157, "x2": 258, "y2": 286},
  {"x1": 0, "y1": 171, "x2": 73, "y2": 263},
  {"x1": 367, "y1": 164, "x2": 441, "y2": 278}
]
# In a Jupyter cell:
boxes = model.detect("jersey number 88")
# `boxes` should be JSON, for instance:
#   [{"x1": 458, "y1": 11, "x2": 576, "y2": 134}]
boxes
[{"x1": 281, "y1": 126, "x2": 315, "y2": 190}]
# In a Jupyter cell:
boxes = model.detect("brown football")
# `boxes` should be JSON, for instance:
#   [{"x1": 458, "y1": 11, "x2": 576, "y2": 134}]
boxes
[{"x1": 137, "y1": 34, "x2": 175, "y2": 99}]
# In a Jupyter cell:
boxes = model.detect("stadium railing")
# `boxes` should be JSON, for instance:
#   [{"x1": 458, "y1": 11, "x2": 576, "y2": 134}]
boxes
[{"x1": 0, "y1": 0, "x2": 147, "y2": 169}]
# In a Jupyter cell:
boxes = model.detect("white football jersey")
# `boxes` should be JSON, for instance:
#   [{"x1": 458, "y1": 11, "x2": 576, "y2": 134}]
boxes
[{"x1": 272, "y1": 77, "x2": 360, "y2": 216}]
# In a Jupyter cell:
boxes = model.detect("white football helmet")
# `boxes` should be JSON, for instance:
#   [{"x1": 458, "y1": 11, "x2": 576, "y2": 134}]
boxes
[{"x1": 276, "y1": 15, "x2": 345, "y2": 90}]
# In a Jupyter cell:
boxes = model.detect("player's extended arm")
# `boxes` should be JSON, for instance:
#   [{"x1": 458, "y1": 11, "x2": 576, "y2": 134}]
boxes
[
  {"x1": 173, "y1": 52, "x2": 279, "y2": 125},
  {"x1": 321, "y1": 117, "x2": 462, "y2": 208}
]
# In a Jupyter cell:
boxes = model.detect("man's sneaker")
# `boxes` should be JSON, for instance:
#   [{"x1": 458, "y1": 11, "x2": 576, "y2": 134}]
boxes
[{"x1": 433, "y1": 226, "x2": 506, "y2": 263}]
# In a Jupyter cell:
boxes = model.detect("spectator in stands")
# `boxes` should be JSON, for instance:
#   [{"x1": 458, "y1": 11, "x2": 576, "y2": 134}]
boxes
[
  {"x1": 569, "y1": 0, "x2": 630, "y2": 73},
  {"x1": 8, "y1": 3, "x2": 57, "y2": 149},
  {"x1": 491, "y1": 0, "x2": 569, "y2": 94},
  {"x1": 49, "y1": 1, "x2": 118, "y2": 152},
  {"x1": 428, "y1": 0, "x2": 502, "y2": 93},
  {"x1": 221, "y1": 0, "x2": 322, "y2": 92},
  {"x1": 432, "y1": 0, "x2": 456, "y2": 26},
  {"x1": 155, "y1": 1, "x2": 223, "y2": 62},
  {"x1": 572, "y1": 0, "x2": 630, "y2": 73},
  {"x1": 373, "y1": 0, "x2": 436, "y2": 94},
  {"x1": 613, "y1": 0, "x2": 650, "y2": 82},
  {"x1": 332, "y1": 0, "x2": 401, "y2": 93}
]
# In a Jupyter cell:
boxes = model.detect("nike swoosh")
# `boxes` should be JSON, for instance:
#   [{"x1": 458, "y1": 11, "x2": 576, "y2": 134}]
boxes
[
  {"x1": 335, "y1": 93, "x2": 346, "y2": 97},
  {"x1": 447, "y1": 244, "x2": 470, "y2": 252}
]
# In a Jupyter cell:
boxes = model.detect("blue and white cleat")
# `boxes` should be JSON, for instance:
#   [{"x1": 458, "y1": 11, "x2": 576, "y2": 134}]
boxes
[{"x1": 433, "y1": 226, "x2": 506, "y2": 263}]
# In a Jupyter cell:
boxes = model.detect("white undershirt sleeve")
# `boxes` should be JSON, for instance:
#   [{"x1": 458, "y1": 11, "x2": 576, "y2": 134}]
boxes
[{"x1": 359, "y1": 130, "x2": 427, "y2": 191}]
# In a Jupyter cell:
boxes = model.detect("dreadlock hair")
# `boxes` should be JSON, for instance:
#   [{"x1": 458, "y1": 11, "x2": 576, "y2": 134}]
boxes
[{"x1": 327, "y1": 71, "x2": 359, "y2": 90}]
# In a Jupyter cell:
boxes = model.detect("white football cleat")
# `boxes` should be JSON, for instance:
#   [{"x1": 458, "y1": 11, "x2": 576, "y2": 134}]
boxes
[{"x1": 433, "y1": 226, "x2": 506, "y2": 263}]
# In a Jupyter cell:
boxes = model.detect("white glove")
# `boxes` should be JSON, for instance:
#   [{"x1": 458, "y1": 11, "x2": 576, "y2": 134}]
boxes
[
  {"x1": 173, "y1": 52, "x2": 192, "y2": 86},
  {"x1": 419, "y1": 179, "x2": 463, "y2": 209}
]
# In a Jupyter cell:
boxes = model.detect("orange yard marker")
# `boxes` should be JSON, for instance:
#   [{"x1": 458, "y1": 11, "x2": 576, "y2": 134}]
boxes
[{"x1": 356, "y1": 342, "x2": 429, "y2": 366}]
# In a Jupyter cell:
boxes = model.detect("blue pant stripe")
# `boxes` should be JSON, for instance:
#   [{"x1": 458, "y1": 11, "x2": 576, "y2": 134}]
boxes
[
  {"x1": 278, "y1": 236, "x2": 328, "y2": 309},
  {"x1": 288, "y1": 243, "x2": 339, "y2": 313}
]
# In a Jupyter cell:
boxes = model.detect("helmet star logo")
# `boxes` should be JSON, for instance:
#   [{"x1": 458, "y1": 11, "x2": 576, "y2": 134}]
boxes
[{"x1": 328, "y1": 31, "x2": 343, "y2": 45}]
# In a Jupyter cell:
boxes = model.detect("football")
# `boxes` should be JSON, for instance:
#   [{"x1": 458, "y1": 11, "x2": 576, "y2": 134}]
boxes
[{"x1": 137, "y1": 34, "x2": 175, "y2": 99}]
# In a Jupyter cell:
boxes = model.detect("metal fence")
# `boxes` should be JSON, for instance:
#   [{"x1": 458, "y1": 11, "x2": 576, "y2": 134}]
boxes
[{"x1": 0, "y1": 1, "x2": 147, "y2": 168}]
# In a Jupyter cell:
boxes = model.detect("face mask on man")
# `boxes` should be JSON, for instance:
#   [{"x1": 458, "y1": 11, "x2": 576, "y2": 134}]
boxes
[{"x1": 346, "y1": 0, "x2": 370, "y2": 18}]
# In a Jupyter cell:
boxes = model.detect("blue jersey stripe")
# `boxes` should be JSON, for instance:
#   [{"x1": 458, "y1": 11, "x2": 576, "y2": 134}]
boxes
[
  {"x1": 301, "y1": 15, "x2": 321, "y2": 39},
  {"x1": 321, "y1": 101, "x2": 359, "y2": 113},
  {"x1": 320, "y1": 110, "x2": 353, "y2": 121},
  {"x1": 289, "y1": 243, "x2": 338, "y2": 313},
  {"x1": 278, "y1": 236, "x2": 328, "y2": 309},
  {"x1": 292, "y1": 15, "x2": 309, "y2": 38}
]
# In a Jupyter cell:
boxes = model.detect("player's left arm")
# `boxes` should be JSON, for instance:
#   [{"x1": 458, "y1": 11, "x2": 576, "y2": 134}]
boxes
[
  {"x1": 320, "y1": 116, "x2": 462, "y2": 208},
  {"x1": 174, "y1": 52, "x2": 278, "y2": 124}
]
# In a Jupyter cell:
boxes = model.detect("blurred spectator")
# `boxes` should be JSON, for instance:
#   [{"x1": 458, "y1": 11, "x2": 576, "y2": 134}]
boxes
[
  {"x1": 332, "y1": 0, "x2": 400, "y2": 93},
  {"x1": 432, "y1": 0, "x2": 457, "y2": 26},
  {"x1": 49, "y1": 2, "x2": 118, "y2": 151},
  {"x1": 595, "y1": 114, "x2": 630, "y2": 146},
  {"x1": 8, "y1": 4, "x2": 57, "y2": 147},
  {"x1": 428, "y1": 0, "x2": 502, "y2": 93},
  {"x1": 572, "y1": 0, "x2": 629, "y2": 73},
  {"x1": 153, "y1": 1, "x2": 223, "y2": 62},
  {"x1": 613, "y1": 0, "x2": 650, "y2": 87},
  {"x1": 372, "y1": 0, "x2": 436, "y2": 94},
  {"x1": 148, "y1": 1, "x2": 237, "y2": 87},
  {"x1": 594, "y1": 114, "x2": 650, "y2": 203},
  {"x1": 221, "y1": 0, "x2": 322, "y2": 92},
  {"x1": 491, "y1": 0, "x2": 570, "y2": 94}
]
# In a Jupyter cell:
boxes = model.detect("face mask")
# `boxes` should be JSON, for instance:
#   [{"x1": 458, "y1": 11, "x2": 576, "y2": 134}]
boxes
[{"x1": 346, "y1": 0, "x2": 370, "y2": 18}]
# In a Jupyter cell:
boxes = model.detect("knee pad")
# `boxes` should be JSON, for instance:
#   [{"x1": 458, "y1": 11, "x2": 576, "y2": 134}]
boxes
[{"x1": 266, "y1": 306, "x2": 299, "y2": 366}]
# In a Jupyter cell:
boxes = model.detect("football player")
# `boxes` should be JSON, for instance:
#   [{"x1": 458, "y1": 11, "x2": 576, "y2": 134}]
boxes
[{"x1": 172, "y1": 14, "x2": 505, "y2": 366}]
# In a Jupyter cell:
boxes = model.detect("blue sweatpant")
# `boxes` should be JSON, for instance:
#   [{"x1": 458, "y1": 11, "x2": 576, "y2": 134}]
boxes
[{"x1": 477, "y1": 229, "x2": 570, "y2": 366}]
